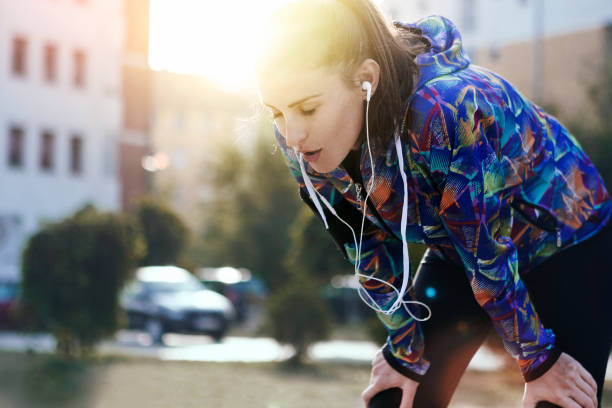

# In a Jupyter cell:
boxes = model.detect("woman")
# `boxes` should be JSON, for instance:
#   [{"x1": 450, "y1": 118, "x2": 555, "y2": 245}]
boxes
[{"x1": 254, "y1": 1, "x2": 612, "y2": 407}]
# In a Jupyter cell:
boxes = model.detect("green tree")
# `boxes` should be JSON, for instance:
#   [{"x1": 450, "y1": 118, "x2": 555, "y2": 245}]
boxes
[
  {"x1": 131, "y1": 197, "x2": 191, "y2": 267},
  {"x1": 284, "y1": 206, "x2": 353, "y2": 286},
  {"x1": 20, "y1": 204, "x2": 143, "y2": 358},
  {"x1": 567, "y1": 62, "x2": 612, "y2": 186},
  {"x1": 191, "y1": 119, "x2": 301, "y2": 291}
]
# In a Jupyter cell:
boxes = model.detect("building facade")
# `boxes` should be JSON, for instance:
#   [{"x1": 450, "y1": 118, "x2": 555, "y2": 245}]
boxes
[
  {"x1": 149, "y1": 70, "x2": 254, "y2": 229},
  {"x1": 0, "y1": 0, "x2": 124, "y2": 280},
  {"x1": 121, "y1": 0, "x2": 151, "y2": 210}
]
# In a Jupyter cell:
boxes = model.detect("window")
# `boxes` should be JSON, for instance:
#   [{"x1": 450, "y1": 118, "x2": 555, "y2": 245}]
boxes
[
  {"x1": 43, "y1": 43, "x2": 58, "y2": 83},
  {"x1": 8, "y1": 127, "x2": 25, "y2": 168},
  {"x1": 73, "y1": 50, "x2": 86, "y2": 88},
  {"x1": 103, "y1": 135, "x2": 117, "y2": 177},
  {"x1": 11, "y1": 37, "x2": 27, "y2": 77},
  {"x1": 40, "y1": 131, "x2": 54, "y2": 171},
  {"x1": 70, "y1": 135, "x2": 83, "y2": 175}
]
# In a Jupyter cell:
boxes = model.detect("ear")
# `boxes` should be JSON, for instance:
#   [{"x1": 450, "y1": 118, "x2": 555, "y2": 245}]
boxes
[{"x1": 353, "y1": 58, "x2": 380, "y2": 100}]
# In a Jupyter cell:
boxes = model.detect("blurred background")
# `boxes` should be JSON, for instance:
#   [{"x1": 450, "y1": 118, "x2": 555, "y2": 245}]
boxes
[{"x1": 0, "y1": 0, "x2": 610, "y2": 407}]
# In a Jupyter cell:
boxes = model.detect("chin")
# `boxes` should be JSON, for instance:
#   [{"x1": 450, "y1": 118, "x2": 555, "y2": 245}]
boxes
[{"x1": 310, "y1": 161, "x2": 337, "y2": 173}]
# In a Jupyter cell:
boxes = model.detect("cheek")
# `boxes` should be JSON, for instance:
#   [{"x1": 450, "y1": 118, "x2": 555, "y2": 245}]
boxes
[
  {"x1": 313, "y1": 110, "x2": 343, "y2": 146},
  {"x1": 336, "y1": 97, "x2": 363, "y2": 140},
  {"x1": 317, "y1": 105, "x2": 358, "y2": 149}
]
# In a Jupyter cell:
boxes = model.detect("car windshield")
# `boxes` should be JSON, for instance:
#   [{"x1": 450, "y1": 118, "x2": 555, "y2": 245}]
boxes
[{"x1": 142, "y1": 279, "x2": 203, "y2": 294}]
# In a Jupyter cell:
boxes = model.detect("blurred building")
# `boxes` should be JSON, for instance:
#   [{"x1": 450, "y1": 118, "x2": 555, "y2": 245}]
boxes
[
  {"x1": 149, "y1": 71, "x2": 255, "y2": 228},
  {"x1": 382, "y1": 0, "x2": 612, "y2": 126},
  {"x1": 0, "y1": 0, "x2": 124, "y2": 281},
  {"x1": 121, "y1": 0, "x2": 152, "y2": 210}
]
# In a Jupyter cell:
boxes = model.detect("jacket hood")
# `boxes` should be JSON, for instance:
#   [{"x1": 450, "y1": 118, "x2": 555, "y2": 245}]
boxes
[{"x1": 394, "y1": 15, "x2": 471, "y2": 89}]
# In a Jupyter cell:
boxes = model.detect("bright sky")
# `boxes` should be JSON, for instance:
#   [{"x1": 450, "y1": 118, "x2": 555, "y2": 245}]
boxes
[
  {"x1": 148, "y1": 0, "x2": 288, "y2": 93},
  {"x1": 148, "y1": 0, "x2": 385, "y2": 93}
]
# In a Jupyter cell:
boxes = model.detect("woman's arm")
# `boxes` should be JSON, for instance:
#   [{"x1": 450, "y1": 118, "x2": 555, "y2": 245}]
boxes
[{"x1": 411, "y1": 86, "x2": 560, "y2": 382}]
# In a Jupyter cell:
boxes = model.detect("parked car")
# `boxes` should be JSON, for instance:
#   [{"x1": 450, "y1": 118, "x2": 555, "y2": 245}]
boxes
[
  {"x1": 120, "y1": 266, "x2": 235, "y2": 344},
  {"x1": 0, "y1": 280, "x2": 20, "y2": 329},
  {"x1": 198, "y1": 267, "x2": 267, "y2": 323}
]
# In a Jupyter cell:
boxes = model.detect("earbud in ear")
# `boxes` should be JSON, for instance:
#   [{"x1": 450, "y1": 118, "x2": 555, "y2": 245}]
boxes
[{"x1": 362, "y1": 81, "x2": 372, "y2": 102}]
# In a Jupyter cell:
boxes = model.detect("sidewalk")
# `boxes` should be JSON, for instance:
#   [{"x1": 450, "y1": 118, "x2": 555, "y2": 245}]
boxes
[
  {"x1": 0, "y1": 330, "x2": 497, "y2": 368},
  {"x1": 1, "y1": 330, "x2": 609, "y2": 379}
]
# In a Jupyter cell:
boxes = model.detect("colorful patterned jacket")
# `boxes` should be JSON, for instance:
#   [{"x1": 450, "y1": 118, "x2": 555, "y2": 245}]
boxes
[{"x1": 273, "y1": 15, "x2": 612, "y2": 382}]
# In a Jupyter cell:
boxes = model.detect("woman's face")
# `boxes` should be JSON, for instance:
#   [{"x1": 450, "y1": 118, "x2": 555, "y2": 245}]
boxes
[{"x1": 258, "y1": 66, "x2": 365, "y2": 173}]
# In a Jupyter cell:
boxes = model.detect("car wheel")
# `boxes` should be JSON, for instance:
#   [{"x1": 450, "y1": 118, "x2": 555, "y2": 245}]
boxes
[
  {"x1": 145, "y1": 318, "x2": 165, "y2": 345},
  {"x1": 211, "y1": 321, "x2": 228, "y2": 343}
]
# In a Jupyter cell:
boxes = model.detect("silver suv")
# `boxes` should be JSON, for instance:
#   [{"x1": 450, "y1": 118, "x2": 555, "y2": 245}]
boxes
[{"x1": 120, "y1": 266, "x2": 235, "y2": 344}]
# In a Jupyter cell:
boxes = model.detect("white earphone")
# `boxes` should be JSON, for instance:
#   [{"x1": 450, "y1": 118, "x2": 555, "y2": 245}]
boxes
[
  {"x1": 362, "y1": 80, "x2": 372, "y2": 102},
  {"x1": 295, "y1": 76, "x2": 432, "y2": 322}
]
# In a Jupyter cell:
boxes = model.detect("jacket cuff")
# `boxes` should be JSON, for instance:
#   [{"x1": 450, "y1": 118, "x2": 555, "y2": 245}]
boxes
[
  {"x1": 382, "y1": 343, "x2": 427, "y2": 383},
  {"x1": 522, "y1": 347, "x2": 563, "y2": 382}
]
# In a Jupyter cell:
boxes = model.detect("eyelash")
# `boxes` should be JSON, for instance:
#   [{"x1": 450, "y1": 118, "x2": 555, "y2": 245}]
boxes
[
  {"x1": 272, "y1": 108, "x2": 317, "y2": 119},
  {"x1": 301, "y1": 108, "x2": 316, "y2": 116}
]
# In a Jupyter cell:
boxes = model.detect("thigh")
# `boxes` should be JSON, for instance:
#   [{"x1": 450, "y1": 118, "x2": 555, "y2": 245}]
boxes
[
  {"x1": 522, "y1": 221, "x2": 612, "y2": 406},
  {"x1": 411, "y1": 249, "x2": 493, "y2": 408}
]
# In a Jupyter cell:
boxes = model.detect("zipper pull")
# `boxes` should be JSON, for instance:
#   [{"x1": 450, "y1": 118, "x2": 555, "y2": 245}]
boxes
[
  {"x1": 355, "y1": 183, "x2": 363, "y2": 210},
  {"x1": 556, "y1": 228, "x2": 562, "y2": 248}
]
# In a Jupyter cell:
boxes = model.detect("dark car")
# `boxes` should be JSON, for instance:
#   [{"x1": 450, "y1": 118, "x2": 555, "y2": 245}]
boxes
[
  {"x1": 198, "y1": 267, "x2": 267, "y2": 323},
  {"x1": 0, "y1": 280, "x2": 19, "y2": 329},
  {"x1": 120, "y1": 266, "x2": 235, "y2": 344}
]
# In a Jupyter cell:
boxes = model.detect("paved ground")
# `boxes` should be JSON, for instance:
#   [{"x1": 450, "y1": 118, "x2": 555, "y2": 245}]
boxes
[
  {"x1": 0, "y1": 329, "x2": 508, "y2": 371},
  {"x1": 1, "y1": 329, "x2": 610, "y2": 381},
  {"x1": 1, "y1": 330, "x2": 610, "y2": 407}
]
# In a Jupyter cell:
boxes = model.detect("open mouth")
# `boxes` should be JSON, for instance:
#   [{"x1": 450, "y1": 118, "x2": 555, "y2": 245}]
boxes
[
  {"x1": 302, "y1": 149, "x2": 322, "y2": 163},
  {"x1": 304, "y1": 149, "x2": 322, "y2": 157}
]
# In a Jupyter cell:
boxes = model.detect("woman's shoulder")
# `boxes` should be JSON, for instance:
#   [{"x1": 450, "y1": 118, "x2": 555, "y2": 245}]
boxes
[{"x1": 406, "y1": 63, "x2": 529, "y2": 133}]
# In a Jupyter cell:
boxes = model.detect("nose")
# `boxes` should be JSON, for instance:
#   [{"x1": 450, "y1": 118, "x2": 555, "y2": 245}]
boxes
[{"x1": 283, "y1": 120, "x2": 307, "y2": 150}]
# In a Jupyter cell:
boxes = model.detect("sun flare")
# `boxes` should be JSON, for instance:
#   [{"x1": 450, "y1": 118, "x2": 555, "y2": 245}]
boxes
[
  {"x1": 149, "y1": 0, "x2": 387, "y2": 93},
  {"x1": 149, "y1": 0, "x2": 289, "y2": 93}
]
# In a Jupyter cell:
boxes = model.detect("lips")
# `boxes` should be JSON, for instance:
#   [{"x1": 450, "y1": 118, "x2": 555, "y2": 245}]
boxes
[{"x1": 301, "y1": 149, "x2": 322, "y2": 163}]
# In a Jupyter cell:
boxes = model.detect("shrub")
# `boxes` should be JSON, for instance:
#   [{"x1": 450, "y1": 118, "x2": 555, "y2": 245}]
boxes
[
  {"x1": 262, "y1": 275, "x2": 332, "y2": 364},
  {"x1": 130, "y1": 197, "x2": 190, "y2": 267},
  {"x1": 20, "y1": 205, "x2": 143, "y2": 357}
]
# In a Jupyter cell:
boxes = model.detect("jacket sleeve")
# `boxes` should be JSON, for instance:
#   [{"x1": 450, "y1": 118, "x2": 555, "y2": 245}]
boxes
[
  {"x1": 273, "y1": 126, "x2": 431, "y2": 382},
  {"x1": 412, "y1": 87, "x2": 561, "y2": 382}
]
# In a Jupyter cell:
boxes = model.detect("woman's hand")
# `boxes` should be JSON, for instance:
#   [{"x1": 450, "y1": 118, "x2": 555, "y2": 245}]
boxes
[
  {"x1": 523, "y1": 352, "x2": 598, "y2": 408},
  {"x1": 361, "y1": 348, "x2": 419, "y2": 408}
]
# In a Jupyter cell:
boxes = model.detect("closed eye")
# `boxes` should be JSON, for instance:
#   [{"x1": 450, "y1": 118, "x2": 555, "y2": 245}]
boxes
[{"x1": 301, "y1": 108, "x2": 316, "y2": 116}]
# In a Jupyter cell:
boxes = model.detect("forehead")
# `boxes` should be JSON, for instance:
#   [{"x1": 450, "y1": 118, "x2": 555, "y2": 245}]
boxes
[{"x1": 258, "y1": 66, "x2": 346, "y2": 108}]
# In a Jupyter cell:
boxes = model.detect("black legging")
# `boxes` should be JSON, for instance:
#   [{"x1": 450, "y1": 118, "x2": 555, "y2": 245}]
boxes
[{"x1": 369, "y1": 220, "x2": 612, "y2": 408}]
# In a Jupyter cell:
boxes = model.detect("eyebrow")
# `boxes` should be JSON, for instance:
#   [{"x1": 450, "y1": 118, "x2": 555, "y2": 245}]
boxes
[{"x1": 264, "y1": 94, "x2": 322, "y2": 110}]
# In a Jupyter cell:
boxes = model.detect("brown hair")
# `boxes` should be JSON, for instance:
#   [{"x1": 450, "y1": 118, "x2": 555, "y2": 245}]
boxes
[{"x1": 255, "y1": 0, "x2": 431, "y2": 155}]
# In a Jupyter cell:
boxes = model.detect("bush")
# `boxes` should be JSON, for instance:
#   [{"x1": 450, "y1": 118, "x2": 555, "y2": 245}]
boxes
[
  {"x1": 262, "y1": 275, "x2": 332, "y2": 364},
  {"x1": 20, "y1": 205, "x2": 143, "y2": 357},
  {"x1": 130, "y1": 197, "x2": 190, "y2": 267}
]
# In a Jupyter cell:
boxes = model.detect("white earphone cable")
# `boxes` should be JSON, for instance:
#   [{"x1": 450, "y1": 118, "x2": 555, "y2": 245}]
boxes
[{"x1": 296, "y1": 81, "x2": 431, "y2": 321}]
